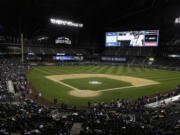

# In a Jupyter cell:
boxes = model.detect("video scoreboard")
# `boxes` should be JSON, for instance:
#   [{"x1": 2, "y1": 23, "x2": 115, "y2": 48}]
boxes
[{"x1": 106, "y1": 30, "x2": 159, "y2": 47}]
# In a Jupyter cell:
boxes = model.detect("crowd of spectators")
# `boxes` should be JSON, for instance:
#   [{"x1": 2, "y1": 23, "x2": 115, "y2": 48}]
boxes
[{"x1": 0, "y1": 57, "x2": 180, "y2": 135}]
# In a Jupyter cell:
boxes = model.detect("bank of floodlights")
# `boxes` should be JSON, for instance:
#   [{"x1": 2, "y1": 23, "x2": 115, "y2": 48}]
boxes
[
  {"x1": 50, "y1": 18, "x2": 83, "y2": 28},
  {"x1": 37, "y1": 37, "x2": 49, "y2": 41},
  {"x1": 175, "y1": 17, "x2": 180, "y2": 24}
]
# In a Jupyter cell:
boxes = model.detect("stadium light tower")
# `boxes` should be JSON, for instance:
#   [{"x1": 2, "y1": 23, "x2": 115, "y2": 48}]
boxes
[{"x1": 50, "y1": 18, "x2": 83, "y2": 28}]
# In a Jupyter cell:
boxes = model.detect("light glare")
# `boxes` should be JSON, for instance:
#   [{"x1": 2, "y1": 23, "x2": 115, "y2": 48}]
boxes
[{"x1": 50, "y1": 18, "x2": 83, "y2": 28}]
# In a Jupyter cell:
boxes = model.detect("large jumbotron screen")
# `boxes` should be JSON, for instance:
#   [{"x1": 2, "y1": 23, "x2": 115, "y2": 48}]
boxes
[{"x1": 105, "y1": 30, "x2": 159, "y2": 47}]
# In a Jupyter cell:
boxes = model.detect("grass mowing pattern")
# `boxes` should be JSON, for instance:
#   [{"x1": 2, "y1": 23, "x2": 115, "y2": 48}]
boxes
[
  {"x1": 26, "y1": 66, "x2": 180, "y2": 106},
  {"x1": 62, "y1": 77, "x2": 132, "y2": 91}
]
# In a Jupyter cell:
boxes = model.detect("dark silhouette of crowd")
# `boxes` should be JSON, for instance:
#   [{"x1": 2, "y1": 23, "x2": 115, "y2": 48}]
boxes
[{"x1": 0, "y1": 56, "x2": 180, "y2": 135}]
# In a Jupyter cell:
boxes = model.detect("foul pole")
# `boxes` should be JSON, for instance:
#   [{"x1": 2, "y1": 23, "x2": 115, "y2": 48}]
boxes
[{"x1": 21, "y1": 33, "x2": 24, "y2": 64}]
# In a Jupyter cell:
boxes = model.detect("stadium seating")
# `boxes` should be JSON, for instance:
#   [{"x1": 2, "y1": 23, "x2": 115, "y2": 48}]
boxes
[{"x1": 0, "y1": 57, "x2": 180, "y2": 135}]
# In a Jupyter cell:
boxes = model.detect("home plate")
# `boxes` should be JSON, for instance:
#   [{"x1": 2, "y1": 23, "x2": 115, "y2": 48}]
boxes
[{"x1": 69, "y1": 90, "x2": 101, "y2": 97}]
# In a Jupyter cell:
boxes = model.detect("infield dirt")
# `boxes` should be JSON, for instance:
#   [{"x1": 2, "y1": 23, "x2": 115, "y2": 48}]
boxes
[{"x1": 46, "y1": 74, "x2": 160, "y2": 97}]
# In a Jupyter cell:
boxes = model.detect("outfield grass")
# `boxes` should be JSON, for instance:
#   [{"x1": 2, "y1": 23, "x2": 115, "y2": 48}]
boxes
[
  {"x1": 26, "y1": 65, "x2": 180, "y2": 106},
  {"x1": 62, "y1": 77, "x2": 132, "y2": 91}
]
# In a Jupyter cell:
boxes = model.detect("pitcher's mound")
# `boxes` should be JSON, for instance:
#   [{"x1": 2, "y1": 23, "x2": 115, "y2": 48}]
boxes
[{"x1": 88, "y1": 81, "x2": 102, "y2": 85}]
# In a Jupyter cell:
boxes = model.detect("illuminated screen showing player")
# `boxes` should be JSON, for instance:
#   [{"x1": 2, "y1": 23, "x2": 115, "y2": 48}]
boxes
[{"x1": 106, "y1": 30, "x2": 159, "y2": 47}]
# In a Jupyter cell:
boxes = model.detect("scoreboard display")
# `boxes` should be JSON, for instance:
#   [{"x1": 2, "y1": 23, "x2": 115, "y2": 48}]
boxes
[
  {"x1": 53, "y1": 56, "x2": 83, "y2": 61},
  {"x1": 106, "y1": 30, "x2": 159, "y2": 47},
  {"x1": 55, "y1": 37, "x2": 71, "y2": 45}
]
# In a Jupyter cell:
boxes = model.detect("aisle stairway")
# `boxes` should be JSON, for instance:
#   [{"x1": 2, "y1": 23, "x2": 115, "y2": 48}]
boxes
[{"x1": 70, "y1": 122, "x2": 82, "y2": 135}]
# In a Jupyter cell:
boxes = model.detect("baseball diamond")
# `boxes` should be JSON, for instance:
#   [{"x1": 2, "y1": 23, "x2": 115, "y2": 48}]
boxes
[{"x1": 26, "y1": 65, "x2": 180, "y2": 106}]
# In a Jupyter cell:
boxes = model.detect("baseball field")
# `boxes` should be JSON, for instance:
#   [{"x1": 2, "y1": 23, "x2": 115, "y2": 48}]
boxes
[{"x1": 26, "y1": 65, "x2": 180, "y2": 106}]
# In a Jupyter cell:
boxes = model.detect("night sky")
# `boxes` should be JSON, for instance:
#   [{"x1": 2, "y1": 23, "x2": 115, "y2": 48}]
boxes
[{"x1": 0, "y1": 0, "x2": 180, "y2": 47}]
